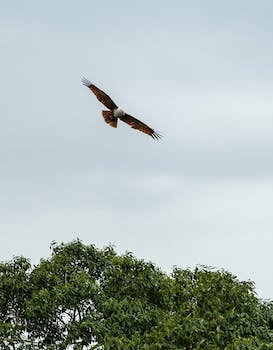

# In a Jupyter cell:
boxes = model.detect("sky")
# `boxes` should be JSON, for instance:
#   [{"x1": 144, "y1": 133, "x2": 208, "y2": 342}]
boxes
[{"x1": 1, "y1": 0, "x2": 273, "y2": 299}]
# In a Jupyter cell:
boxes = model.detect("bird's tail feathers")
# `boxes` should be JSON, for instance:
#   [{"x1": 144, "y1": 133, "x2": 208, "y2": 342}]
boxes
[{"x1": 102, "y1": 110, "x2": 118, "y2": 128}]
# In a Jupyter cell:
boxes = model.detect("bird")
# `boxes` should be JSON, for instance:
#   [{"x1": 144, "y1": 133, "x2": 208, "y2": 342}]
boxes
[{"x1": 81, "y1": 78, "x2": 161, "y2": 140}]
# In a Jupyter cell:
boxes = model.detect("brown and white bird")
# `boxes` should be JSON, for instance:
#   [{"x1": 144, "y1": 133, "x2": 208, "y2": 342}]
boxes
[{"x1": 81, "y1": 78, "x2": 161, "y2": 140}]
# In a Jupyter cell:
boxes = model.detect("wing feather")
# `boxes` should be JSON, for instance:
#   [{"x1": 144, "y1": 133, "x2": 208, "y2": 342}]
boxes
[
  {"x1": 81, "y1": 77, "x2": 118, "y2": 110},
  {"x1": 119, "y1": 113, "x2": 161, "y2": 140}
]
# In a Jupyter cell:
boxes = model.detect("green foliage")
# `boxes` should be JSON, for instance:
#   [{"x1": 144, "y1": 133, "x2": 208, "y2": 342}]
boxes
[{"x1": 0, "y1": 240, "x2": 272, "y2": 349}]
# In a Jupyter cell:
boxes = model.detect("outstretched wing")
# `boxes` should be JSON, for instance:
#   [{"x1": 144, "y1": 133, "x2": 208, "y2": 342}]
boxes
[
  {"x1": 119, "y1": 113, "x2": 161, "y2": 140},
  {"x1": 81, "y1": 77, "x2": 118, "y2": 110}
]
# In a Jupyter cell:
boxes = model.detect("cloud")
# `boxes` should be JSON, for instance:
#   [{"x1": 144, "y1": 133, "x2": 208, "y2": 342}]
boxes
[{"x1": 0, "y1": 0, "x2": 273, "y2": 299}]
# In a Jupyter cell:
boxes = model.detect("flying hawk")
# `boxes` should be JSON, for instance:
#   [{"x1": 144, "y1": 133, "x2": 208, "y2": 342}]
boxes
[{"x1": 81, "y1": 78, "x2": 161, "y2": 140}]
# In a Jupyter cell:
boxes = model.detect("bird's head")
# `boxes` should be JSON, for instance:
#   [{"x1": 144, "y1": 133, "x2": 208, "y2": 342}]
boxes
[{"x1": 113, "y1": 108, "x2": 125, "y2": 118}]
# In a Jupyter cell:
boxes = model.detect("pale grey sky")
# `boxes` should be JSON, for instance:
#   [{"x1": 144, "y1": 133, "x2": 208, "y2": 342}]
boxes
[{"x1": 1, "y1": 0, "x2": 273, "y2": 299}]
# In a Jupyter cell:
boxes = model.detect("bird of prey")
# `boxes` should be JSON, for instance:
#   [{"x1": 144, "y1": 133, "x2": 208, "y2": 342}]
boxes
[{"x1": 81, "y1": 78, "x2": 161, "y2": 140}]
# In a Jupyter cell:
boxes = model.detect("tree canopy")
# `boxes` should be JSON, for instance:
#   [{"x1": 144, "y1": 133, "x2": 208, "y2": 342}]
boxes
[{"x1": 1, "y1": 240, "x2": 273, "y2": 349}]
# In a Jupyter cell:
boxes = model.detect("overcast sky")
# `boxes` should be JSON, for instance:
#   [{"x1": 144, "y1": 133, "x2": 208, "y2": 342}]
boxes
[{"x1": 1, "y1": 0, "x2": 273, "y2": 299}]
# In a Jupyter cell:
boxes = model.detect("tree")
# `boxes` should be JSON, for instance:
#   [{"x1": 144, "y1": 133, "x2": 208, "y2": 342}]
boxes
[{"x1": 0, "y1": 240, "x2": 272, "y2": 349}]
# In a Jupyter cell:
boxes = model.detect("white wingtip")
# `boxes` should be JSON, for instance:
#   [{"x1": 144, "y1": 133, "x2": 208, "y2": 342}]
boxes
[{"x1": 81, "y1": 77, "x2": 92, "y2": 87}]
